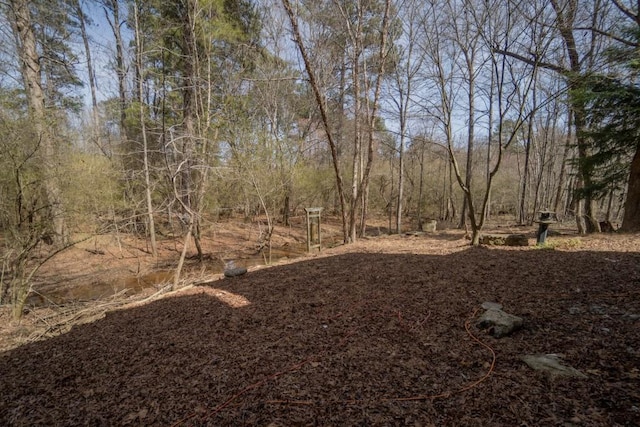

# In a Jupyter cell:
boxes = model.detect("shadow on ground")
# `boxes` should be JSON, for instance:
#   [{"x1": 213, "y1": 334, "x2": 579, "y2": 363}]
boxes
[{"x1": 1, "y1": 247, "x2": 639, "y2": 426}]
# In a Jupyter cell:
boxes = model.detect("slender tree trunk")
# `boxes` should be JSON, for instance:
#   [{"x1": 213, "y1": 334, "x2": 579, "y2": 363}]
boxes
[
  {"x1": 519, "y1": 117, "x2": 533, "y2": 224},
  {"x1": 349, "y1": 32, "x2": 362, "y2": 243},
  {"x1": 104, "y1": 0, "x2": 128, "y2": 143},
  {"x1": 460, "y1": 54, "x2": 476, "y2": 233},
  {"x1": 282, "y1": 0, "x2": 348, "y2": 243},
  {"x1": 357, "y1": 0, "x2": 392, "y2": 238},
  {"x1": 417, "y1": 147, "x2": 425, "y2": 227},
  {"x1": 181, "y1": 0, "x2": 202, "y2": 258},
  {"x1": 485, "y1": 66, "x2": 495, "y2": 221},
  {"x1": 396, "y1": 120, "x2": 405, "y2": 234},
  {"x1": 553, "y1": 109, "x2": 572, "y2": 216},
  {"x1": 74, "y1": 0, "x2": 105, "y2": 156},
  {"x1": 133, "y1": 0, "x2": 157, "y2": 257}
]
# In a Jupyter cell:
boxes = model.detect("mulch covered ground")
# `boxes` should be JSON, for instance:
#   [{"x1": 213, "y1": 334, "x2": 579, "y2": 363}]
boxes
[{"x1": 1, "y1": 233, "x2": 639, "y2": 426}]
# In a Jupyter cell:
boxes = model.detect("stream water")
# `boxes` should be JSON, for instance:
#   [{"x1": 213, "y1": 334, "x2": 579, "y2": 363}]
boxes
[{"x1": 26, "y1": 245, "x2": 307, "y2": 307}]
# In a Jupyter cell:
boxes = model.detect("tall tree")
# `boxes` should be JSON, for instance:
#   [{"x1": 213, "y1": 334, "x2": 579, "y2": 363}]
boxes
[
  {"x1": 102, "y1": 0, "x2": 128, "y2": 143},
  {"x1": 388, "y1": 0, "x2": 424, "y2": 233},
  {"x1": 496, "y1": 0, "x2": 613, "y2": 233},
  {"x1": 7, "y1": 0, "x2": 68, "y2": 245},
  {"x1": 578, "y1": 0, "x2": 640, "y2": 231},
  {"x1": 282, "y1": 0, "x2": 394, "y2": 243},
  {"x1": 131, "y1": 0, "x2": 158, "y2": 257}
]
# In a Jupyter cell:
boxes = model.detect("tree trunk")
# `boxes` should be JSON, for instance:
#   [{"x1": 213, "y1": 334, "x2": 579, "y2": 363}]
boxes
[
  {"x1": 74, "y1": 0, "x2": 105, "y2": 156},
  {"x1": 281, "y1": 0, "x2": 348, "y2": 243},
  {"x1": 396, "y1": 119, "x2": 405, "y2": 234},
  {"x1": 104, "y1": 0, "x2": 128, "y2": 143},
  {"x1": 621, "y1": 145, "x2": 640, "y2": 232},
  {"x1": 10, "y1": 0, "x2": 67, "y2": 245},
  {"x1": 133, "y1": 0, "x2": 158, "y2": 257}
]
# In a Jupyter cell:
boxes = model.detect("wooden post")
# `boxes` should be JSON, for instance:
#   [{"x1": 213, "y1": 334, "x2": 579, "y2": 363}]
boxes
[{"x1": 305, "y1": 208, "x2": 322, "y2": 252}]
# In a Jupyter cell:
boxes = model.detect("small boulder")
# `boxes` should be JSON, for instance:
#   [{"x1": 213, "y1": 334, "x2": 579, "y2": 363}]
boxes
[
  {"x1": 224, "y1": 267, "x2": 247, "y2": 278},
  {"x1": 521, "y1": 354, "x2": 587, "y2": 379},
  {"x1": 477, "y1": 308, "x2": 523, "y2": 338},
  {"x1": 481, "y1": 301, "x2": 503, "y2": 311}
]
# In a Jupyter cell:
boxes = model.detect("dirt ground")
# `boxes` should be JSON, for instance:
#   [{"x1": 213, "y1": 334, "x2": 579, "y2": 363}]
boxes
[{"x1": 1, "y1": 220, "x2": 640, "y2": 426}]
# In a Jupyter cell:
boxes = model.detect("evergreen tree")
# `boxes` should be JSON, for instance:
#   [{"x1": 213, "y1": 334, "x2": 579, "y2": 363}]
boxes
[{"x1": 580, "y1": 25, "x2": 640, "y2": 231}]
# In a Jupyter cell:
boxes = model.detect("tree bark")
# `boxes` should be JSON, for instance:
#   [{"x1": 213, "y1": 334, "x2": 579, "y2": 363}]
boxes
[
  {"x1": 621, "y1": 145, "x2": 640, "y2": 231},
  {"x1": 103, "y1": 0, "x2": 128, "y2": 143},
  {"x1": 10, "y1": 0, "x2": 67, "y2": 245},
  {"x1": 132, "y1": 0, "x2": 158, "y2": 257}
]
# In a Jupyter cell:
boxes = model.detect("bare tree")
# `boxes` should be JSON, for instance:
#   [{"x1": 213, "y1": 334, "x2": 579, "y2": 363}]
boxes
[
  {"x1": 132, "y1": 0, "x2": 158, "y2": 258},
  {"x1": 387, "y1": 0, "x2": 425, "y2": 233},
  {"x1": 281, "y1": 0, "x2": 349, "y2": 242},
  {"x1": 496, "y1": 0, "x2": 613, "y2": 233}
]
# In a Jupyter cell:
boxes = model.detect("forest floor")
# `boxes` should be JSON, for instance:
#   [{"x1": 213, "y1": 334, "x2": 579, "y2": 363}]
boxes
[{"x1": 1, "y1": 217, "x2": 640, "y2": 425}]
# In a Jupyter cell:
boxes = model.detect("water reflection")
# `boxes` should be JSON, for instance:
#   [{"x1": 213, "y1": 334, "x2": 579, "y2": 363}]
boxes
[{"x1": 27, "y1": 245, "x2": 306, "y2": 307}]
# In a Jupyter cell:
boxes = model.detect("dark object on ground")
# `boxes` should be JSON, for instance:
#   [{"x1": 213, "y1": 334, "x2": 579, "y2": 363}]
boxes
[
  {"x1": 224, "y1": 267, "x2": 247, "y2": 277},
  {"x1": 505, "y1": 234, "x2": 529, "y2": 246},
  {"x1": 480, "y1": 234, "x2": 529, "y2": 246},
  {"x1": 600, "y1": 221, "x2": 616, "y2": 232}
]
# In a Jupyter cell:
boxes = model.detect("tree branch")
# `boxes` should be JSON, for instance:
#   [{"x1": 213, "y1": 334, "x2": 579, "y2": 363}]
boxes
[
  {"x1": 610, "y1": 0, "x2": 639, "y2": 23},
  {"x1": 493, "y1": 48, "x2": 568, "y2": 75}
]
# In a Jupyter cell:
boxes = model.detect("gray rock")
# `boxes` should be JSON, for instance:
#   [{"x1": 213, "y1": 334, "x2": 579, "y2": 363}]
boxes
[
  {"x1": 477, "y1": 308, "x2": 523, "y2": 338},
  {"x1": 521, "y1": 354, "x2": 587, "y2": 379},
  {"x1": 224, "y1": 267, "x2": 247, "y2": 278},
  {"x1": 481, "y1": 301, "x2": 503, "y2": 311}
]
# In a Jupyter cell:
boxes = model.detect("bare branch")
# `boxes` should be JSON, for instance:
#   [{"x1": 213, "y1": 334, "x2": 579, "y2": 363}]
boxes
[
  {"x1": 493, "y1": 48, "x2": 568, "y2": 75},
  {"x1": 610, "y1": 0, "x2": 639, "y2": 23},
  {"x1": 574, "y1": 26, "x2": 639, "y2": 47}
]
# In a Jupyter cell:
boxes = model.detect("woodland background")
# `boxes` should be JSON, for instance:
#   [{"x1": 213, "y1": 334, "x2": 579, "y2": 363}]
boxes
[{"x1": 1, "y1": 0, "x2": 640, "y2": 316}]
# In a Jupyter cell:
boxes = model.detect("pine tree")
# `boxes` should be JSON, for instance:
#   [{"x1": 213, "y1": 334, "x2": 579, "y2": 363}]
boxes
[{"x1": 580, "y1": 25, "x2": 640, "y2": 232}]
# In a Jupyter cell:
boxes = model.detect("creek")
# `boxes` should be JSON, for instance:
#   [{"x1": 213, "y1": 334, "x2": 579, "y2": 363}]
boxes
[{"x1": 26, "y1": 245, "x2": 307, "y2": 307}]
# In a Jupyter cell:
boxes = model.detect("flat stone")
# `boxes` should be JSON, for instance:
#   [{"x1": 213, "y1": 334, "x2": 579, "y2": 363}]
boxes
[
  {"x1": 477, "y1": 308, "x2": 523, "y2": 338},
  {"x1": 521, "y1": 354, "x2": 587, "y2": 379},
  {"x1": 224, "y1": 267, "x2": 247, "y2": 278},
  {"x1": 481, "y1": 302, "x2": 503, "y2": 311}
]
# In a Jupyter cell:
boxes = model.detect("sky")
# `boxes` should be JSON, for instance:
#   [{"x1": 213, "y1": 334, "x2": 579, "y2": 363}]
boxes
[{"x1": 76, "y1": 0, "x2": 132, "y2": 105}]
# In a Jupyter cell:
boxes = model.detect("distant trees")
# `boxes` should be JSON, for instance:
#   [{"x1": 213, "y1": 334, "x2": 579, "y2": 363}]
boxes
[
  {"x1": 0, "y1": 0, "x2": 639, "y2": 296},
  {"x1": 282, "y1": 0, "x2": 396, "y2": 243}
]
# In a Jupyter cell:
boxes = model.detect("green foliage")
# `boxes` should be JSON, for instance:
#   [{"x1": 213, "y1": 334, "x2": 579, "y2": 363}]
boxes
[
  {"x1": 31, "y1": 0, "x2": 84, "y2": 111},
  {"x1": 575, "y1": 24, "x2": 640, "y2": 201},
  {"x1": 62, "y1": 152, "x2": 122, "y2": 230}
]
